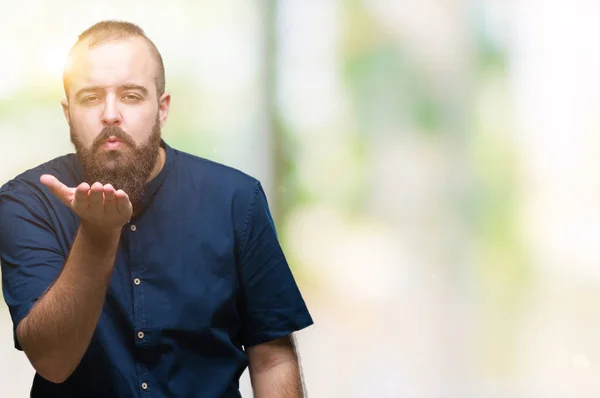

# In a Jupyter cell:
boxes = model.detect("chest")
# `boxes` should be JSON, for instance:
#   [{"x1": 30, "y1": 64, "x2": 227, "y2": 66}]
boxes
[{"x1": 104, "y1": 210, "x2": 241, "y2": 338}]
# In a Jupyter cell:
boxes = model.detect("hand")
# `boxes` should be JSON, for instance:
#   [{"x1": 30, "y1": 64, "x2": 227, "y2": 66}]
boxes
[{"x1": 40, "y1": 174, "x2": 133, "y2": 232}]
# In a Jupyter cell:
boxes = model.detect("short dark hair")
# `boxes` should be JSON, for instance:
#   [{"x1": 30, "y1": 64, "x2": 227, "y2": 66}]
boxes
[{"x1": 63, "y1": 20, "x2": 166, "y2": 97}]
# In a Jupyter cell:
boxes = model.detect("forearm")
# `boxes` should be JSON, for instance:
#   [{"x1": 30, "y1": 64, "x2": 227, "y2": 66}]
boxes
[
  {"x1": 251, "y1": 359, "x2": 304, "y2": 398},
  {"x1": 17, "y1": 223, "x2": 121, "y2": 383}
]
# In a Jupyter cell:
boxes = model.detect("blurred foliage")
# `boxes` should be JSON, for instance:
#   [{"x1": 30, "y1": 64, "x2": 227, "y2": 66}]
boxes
[
  {"x1": 343, "y1": 2, "x2": 443, "y2": 137},
  {"x1": 468, "y1": 11, "x2": 532, "y2": 377}
]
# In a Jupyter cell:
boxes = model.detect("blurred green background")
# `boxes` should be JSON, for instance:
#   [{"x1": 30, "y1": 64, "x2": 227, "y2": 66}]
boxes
[{"x1": 3, "y1": 0, "x2": 600, "y2": 396}]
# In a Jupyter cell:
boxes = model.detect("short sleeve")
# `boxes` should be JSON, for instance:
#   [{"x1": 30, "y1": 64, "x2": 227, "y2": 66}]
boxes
[
  {"x1": 237, "y1": 182, "x2": 313, "y2": 347},
  {"x1": 0, "y1": 189, "x2": 65, "y2": 350}
]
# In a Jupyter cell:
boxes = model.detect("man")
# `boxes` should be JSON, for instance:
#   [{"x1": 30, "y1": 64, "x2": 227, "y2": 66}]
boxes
[{"x1": 0, "y1": 20, "x2": 313, "y2": 397}]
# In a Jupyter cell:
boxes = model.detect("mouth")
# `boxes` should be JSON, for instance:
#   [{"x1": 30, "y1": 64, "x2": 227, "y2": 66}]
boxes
[{"x1": 102, "y1": 136, "x2": 123, "y2": 150}]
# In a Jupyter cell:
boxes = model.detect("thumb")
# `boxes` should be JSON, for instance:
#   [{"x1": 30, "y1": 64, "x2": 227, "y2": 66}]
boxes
[{"x1": 40, "y1": 174, "x2": 72, "y2": 206}]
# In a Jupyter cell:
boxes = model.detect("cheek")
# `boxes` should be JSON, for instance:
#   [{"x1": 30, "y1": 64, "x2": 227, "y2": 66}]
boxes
[
  {"x1": 70, "y1": 111, "x2": 102, "y2": 144},
  {"x1": 123, "y1": 108, "x2": 159, "y2": 140}
]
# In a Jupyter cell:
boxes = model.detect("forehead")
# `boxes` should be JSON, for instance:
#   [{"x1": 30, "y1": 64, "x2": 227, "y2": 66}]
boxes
[{"x1": 66, "y1": 37, "x2": 156, "y2": 93}]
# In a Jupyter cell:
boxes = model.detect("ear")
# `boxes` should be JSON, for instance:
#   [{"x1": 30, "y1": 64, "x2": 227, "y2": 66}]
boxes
[
  {"x1": 158, "y1": 92, "x2": 171, "y2": 128},
  {"x1": 60, "y1": 98, "x2": 70, "y2": 125}
]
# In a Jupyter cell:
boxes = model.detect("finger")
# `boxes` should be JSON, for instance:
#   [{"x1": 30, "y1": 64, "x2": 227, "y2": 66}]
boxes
[
  {"x1": 88, "y1": 182, "x2": 104, "y2": 212},
  {"x1": 73, "y1": 183, "x2": 91, "y2": 213},
  {"x1": 115, "y1": 190, "x2": 133, "y2": 217},
  {"x1": 103, "y1": 184, "x2": 117, "y2": 210},
  {"x1": 40, "y1": 174, "x2": 73, "y2": 206}
]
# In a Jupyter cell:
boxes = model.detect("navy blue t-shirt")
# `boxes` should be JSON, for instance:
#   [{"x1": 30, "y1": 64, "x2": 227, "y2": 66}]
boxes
[{"x1": 0, "y1": 140, "x2": 313, "y2": 397}]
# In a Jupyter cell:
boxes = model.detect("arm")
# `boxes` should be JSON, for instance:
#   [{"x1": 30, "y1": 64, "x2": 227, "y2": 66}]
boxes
[
  {"x1": 17, "y1": 224, "x2": 120, "y2": 383},
  {"x1": 247, "y1": 335, "x2": 306, "y2": 398},
  {"x1": 16, "y1": 175, "x2": 132, "y2": 383},
  {"x1": 235, "y1": 182, "x2": 313, "y2": 395}
]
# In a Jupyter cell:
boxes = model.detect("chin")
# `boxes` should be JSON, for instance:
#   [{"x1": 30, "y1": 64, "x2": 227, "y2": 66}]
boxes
[{"x1": 100, "y1": 155, "x2": 127, "y2": 169}]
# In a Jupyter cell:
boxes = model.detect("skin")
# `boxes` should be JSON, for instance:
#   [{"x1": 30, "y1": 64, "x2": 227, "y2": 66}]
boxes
[
  {"x1": 18, "y1": 35, "x2": 305, "y2": 396},
  {"x1": 247, "y1": 335, "x2": 306, "y2": 397}
]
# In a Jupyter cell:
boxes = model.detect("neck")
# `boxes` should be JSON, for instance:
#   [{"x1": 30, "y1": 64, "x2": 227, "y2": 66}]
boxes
[
  {"x1": 131, "y1": 144, "x2": 166, "y2": 217},
  {"x1": 147, "y1": 145, "x2": 166, "y2": 183}
]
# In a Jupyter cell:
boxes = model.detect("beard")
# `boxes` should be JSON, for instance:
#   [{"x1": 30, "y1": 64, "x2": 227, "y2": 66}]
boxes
[{"x1": 70, "y1": 116, "x2": 162, "y2": 208}]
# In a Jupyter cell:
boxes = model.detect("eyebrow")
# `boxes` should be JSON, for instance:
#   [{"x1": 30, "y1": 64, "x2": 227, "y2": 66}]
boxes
[
  {"x1": 120, "y1": 84, "x2": 149, "y2": 96},
  {"x1": 74, "y1": 84, "x2": 149, "y2": 100}
]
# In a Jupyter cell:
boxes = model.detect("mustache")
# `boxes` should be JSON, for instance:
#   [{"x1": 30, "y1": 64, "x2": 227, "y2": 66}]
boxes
[{"x1": 91, "y1": 126, "x2": 136, "y2": 151}]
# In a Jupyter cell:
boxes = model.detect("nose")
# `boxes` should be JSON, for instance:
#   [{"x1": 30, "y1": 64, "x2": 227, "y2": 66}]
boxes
[{"x1": 101, "y1": 95, "x2": 122, "y2": 127}]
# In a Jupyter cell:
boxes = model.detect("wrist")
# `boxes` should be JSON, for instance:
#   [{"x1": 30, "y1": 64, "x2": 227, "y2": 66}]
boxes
[{"x1": 79, "y1": 221, "x2": 122, "y2": 248}]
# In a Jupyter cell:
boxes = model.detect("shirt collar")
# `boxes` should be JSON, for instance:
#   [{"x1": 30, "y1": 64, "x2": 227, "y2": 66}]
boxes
[{"x1": 135, "y1": 139, "x2": 176, "y2": 216}]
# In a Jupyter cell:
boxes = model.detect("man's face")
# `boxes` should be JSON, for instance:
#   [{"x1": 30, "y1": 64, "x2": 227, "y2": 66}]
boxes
[{"x1": 62, "y1": 36, "x2": 170, "y2": 205}]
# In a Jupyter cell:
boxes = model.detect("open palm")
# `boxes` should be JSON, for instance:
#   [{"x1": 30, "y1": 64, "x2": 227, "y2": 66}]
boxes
[{"x1": 40, "y1": 174, "x2": 133, "y2": 231}]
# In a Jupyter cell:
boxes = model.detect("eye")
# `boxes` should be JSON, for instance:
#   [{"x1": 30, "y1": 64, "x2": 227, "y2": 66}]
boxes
[
  {"x1": 83, "y1": 96, "x2": 101, "y2": 103},
  {"x1": 123, "y1": 94, "x2": 142, "y2": 101}
]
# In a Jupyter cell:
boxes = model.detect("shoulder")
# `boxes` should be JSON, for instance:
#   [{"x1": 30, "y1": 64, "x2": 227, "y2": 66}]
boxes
[
  {"x1": 172, "y1": 147, "x2": 261, "y2": 194},
  {"x1": 0, "y1": 153, "x2": 79, "y2": 204},
  {"x1": 168, "y1": 147, "x2": 269, "y2": 224}
]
